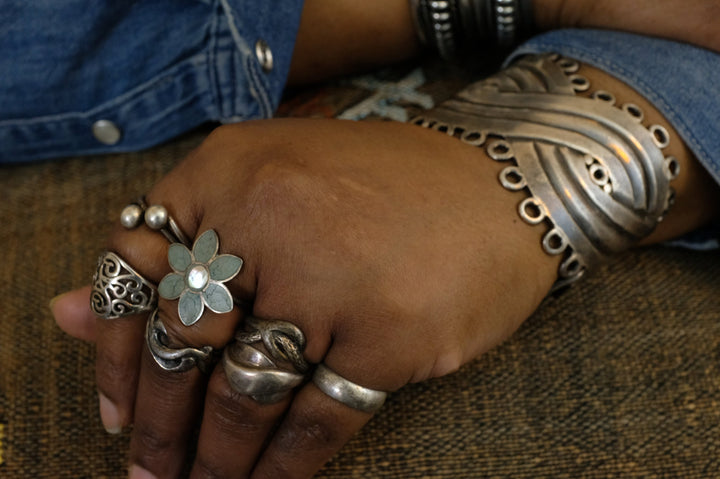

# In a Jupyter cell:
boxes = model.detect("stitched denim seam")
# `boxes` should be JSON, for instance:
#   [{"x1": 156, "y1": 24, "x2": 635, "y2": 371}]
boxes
[
  {"x1": 206, "y1": 0, "x2": 220, "y2": 118},
  {"x1": 0, "y1": 56, "x2": 206, "y2": 127},
  {"x1": 220, "y1": 0, "x2": 272, "y2": 118},
  {"x1": 0, "y1": 89, "x2": 205, "y2": 151}
]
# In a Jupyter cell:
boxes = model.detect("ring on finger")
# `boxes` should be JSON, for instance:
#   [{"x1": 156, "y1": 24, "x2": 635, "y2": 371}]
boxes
[
  {"x1": 158, "y1": 229, "x2": 244, "y2": 326},
  {"x1": 235, "y1": 316, "x2": 310, "y2": 373},
  {"x1": 90, "y1": 251, "x2": 157, "y2": 319},
  {"x1": 222, "y1": 317, "x2": 309, "y2": 404},
  {"x1": 145, "y1": 308, "x2": 217, "y2": 373},
  {"x1": 120, "y1": 197, "x2": 191, "y2": 246},
  {"x1": 312, "y1": 364, "x2": 387, "y2": 413}
]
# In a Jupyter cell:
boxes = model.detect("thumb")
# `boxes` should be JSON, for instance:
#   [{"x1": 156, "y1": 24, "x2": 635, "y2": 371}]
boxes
[{"x1": 51, "y1": 285, "x2": 97, "y2": 342}]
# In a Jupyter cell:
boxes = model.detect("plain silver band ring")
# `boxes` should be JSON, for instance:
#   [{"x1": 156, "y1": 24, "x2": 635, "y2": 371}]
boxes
[{"x1": 312, "y1": 364, "x2": 387, "y2": 413}]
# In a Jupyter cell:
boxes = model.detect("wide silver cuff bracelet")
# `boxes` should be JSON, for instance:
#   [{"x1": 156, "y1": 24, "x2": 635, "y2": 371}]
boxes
[{"x1": 411, "y1": 54, "x2": 679, "y2": 290}]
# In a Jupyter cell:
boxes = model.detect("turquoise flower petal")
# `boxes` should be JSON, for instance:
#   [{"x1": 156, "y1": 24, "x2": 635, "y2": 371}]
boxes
[
  {"x1": 179, "y1": 290, "x2": 204, "y2": 326},
  {"x1": 168, "y1": 244, "x2": 192, "y2": 273},
  {"x1": 203, "y1": 282, "x2": 233, "y2": 314},
  {"x1": 158, "y1": 272, "x2": 185, "y2": 300},
  {"x1": 209, "y1": 254, "x2": 243, "y2": 282},
  {"x1": 193, "y1": 230, "x2": 218, "y2": 264}
]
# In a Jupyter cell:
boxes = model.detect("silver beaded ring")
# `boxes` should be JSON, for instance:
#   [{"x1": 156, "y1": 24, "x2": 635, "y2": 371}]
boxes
[{"x1": 120, "y1": 197, "x2": 190, "y2": 246}]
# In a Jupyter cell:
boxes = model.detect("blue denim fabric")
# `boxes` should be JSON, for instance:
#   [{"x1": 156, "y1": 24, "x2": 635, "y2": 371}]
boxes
[
  {"x1": 0, "y1": 0, "x2": 303, "y2": 163},
  {"x1": 507, "y1": 29, "x2": 720, "y2": 248}
]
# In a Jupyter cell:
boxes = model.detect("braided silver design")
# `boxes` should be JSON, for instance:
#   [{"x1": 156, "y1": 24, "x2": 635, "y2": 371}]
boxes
[
  {"x1": 90, "y1": 251, "x2": 157, "y2": 319},
  {"x1": 222, "y1": 317, "x2": 309, "y2": 404},
  {"x1": 145, "y1": 309, "x2": 215, "y2": 373},
  {"x1": 235, "y1": 317, "x2": 309, "y2": 373},
  {"x1": 411, "y1": 54, "x2": 678, "y2": 289}
]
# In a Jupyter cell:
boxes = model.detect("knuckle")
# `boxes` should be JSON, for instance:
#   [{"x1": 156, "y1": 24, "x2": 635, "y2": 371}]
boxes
[
  {"x1": 254, "y1": 461, "x2": 294, "y2": 479},
  {"x1": 275, "y1": 409, "x2": 338, "y2": 453},
  {"x1": 192, "y1": 457, "x2": 234, "y2": 479},
  {"x1": 104, "y1": 227, "x2": 173, "y2": 284},
  {"x1": 132, "y1": 422, "x2": 176, "y2": 457},
  {"x1": 95, "y1": 350, "x2": 137, "y2": 396},
  {"x1": 204, "y1": 373, "x2": 277, "y2": 436},
  {"x1": 303, "y1": 421, "x2": 335, "y2": 446},
  {"x1": 243, "y1": 158, "x2": 318, "y2": 213},
  {"x1": 429, "y1": 350, "x2": 464, "y2": 379},
  {"x1": 199, "y1": 124, "x2": 237, "y2": 149}
]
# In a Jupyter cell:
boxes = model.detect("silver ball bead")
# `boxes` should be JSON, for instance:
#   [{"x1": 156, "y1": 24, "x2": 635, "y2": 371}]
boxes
[
  {"x1": 145, "y1": 205, "x2": 168, "y2": 230},
  {"x1": 120, "y1": 204, "x2": 143, "y2": 229}
]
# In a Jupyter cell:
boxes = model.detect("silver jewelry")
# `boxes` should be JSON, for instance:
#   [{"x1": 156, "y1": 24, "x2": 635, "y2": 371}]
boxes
[
  {"x1": 411, "y1": 54, "x2": 679, "y2": 290},
  {"x1": 409, "y1": 0, "x2": 534, "y2": 60},
  {"x1": 120, "y1": 197, "x2": 191, "y2": 246},
  {"x1": 158, "y1": 229, "x2": 243, "y2": 326},
  {"x1": 90, "y1": 251, "x2": 157, "y2": 319},
  {"x1": 222, "y1": 317, "x2": 309, "y2": 403},
  {"x1": 312, "y1": 364, "x2": 387, "y2": 413},
  {"x1": 234, "y1": 317, "x2": 310, "y2": 373},
  {"x1": 494, "y1": 0, "x2": 518, "y2": 48},
  {"x1": 145, "y1": 309, "x2": 215, "y2": 373},
  {"x1": 411, "y1": 0, "x2": 460, "y2": 60}
]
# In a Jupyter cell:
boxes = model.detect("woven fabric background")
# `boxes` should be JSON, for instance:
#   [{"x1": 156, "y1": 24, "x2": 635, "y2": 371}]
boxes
[{"x1": 1, "y1": 65, "x2": 719, "y2": 478}]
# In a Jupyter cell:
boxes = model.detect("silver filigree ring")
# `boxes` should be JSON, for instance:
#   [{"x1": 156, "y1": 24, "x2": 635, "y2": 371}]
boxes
[
  {"x1": 145, "y1": 309, "x2": 216, "y2": 373},
  {"x1": 90, "y1": 251, "x2": 157, "y2": 320}
]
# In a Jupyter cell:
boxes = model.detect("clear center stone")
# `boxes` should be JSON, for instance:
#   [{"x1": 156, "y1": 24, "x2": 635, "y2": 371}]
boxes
[{"x1": 187, "y1": 264, "x2": 209, "y2": 290}]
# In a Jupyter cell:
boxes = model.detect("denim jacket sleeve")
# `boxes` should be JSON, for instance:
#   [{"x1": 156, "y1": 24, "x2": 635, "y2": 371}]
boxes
[
  {"x1": 0, "y1": 0, "x2": 304, "y2": 163},
  {"x1": 507, "y1": 29, "x2": 720, "y2": 248}
]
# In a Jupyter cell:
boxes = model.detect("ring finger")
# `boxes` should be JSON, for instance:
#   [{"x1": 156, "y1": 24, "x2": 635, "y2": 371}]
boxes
[{"x1": 190, "y1": 316, "x2": 313, "y2": 478}]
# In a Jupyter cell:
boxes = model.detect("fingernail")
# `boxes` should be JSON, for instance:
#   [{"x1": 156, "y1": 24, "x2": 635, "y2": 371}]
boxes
[
  {"x1": 129, "y1": 464, "x2": 158, "y2": 479},
  {"x1": 99, "y1": 392, "x2": 122, "y2": 434},
  {"x1": 49, "y1": 292, "x2": 69, "y2": 313}
]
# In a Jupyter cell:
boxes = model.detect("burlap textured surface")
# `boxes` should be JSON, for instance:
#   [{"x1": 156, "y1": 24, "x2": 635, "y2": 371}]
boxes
[{"x1": 1, "y1": 71, "x2": 720, "y2": 478}]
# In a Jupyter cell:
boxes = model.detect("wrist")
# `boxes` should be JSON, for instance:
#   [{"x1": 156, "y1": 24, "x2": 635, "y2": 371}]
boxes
[
  {"x1": 289, "y1": 0, "x2": 421, "y2": 85},
  {"x1": 412, "y1": 54, "x2": 690, "y2": 289}
]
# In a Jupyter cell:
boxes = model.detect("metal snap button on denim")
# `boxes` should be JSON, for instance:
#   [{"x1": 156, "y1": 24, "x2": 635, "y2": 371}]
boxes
[
  {"x1": 92, "y1": 120, "x2": 122, "y2": 145},
  {"x1": 255, "y1": 39, "x2": 273, "y2": 72}
]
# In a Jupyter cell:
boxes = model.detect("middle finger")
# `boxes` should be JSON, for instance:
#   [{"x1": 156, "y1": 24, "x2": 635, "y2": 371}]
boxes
[{"x1": 127, "y1": 221, "x2": 252, "y2": 477}]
